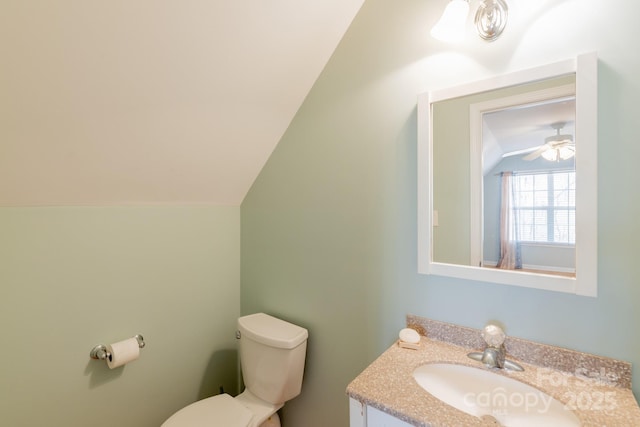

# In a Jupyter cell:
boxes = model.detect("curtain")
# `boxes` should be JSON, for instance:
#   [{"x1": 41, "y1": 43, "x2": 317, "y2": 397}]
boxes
[{"x1": 496, "y1": 172, "x2": 522, "y2": 270}]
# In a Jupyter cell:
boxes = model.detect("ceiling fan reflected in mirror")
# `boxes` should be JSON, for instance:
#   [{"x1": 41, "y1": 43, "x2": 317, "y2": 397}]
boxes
[{"x1": 502, "y1": 122, "x2": 575, "y2": 162}]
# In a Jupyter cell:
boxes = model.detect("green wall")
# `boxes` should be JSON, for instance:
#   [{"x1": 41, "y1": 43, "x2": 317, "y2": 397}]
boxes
[
  {"x1": 3, "y1": 1, "x2": 639, "y2": 427},
  {"x1": 242, "y1": 1, "x2": 640, "y2": 426},
  {"x1": 0, "y1": 206, "x2": 240, "y2": 426}
]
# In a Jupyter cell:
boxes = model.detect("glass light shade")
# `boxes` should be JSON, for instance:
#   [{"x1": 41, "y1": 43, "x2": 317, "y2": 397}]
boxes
[
  {"x1": 558, "y1": 146, "x2": 575, "y2": 160},
  {"x1": 431, "y1": 0, "x2": 470, "y2": 43},
  {"x1": 541, "y1": 148, "x2": 559, "y2": 162}
]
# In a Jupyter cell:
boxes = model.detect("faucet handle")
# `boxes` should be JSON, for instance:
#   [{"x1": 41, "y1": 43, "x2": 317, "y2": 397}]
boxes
[{"x1": 481, "y1": 324, "x2": 506, "y2": 347}]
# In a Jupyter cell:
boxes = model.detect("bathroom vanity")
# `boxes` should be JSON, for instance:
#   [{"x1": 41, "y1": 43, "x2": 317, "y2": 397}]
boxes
[
  {"x1": 350, "y1": 398, "x2": 412, "y2": 427},
  {"x1": 347, "y1": 315, "x2": 640, "y2": 426}
]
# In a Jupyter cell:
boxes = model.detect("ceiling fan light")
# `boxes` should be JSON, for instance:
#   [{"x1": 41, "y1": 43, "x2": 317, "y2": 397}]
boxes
[
  {"x1": 540, "y1": 146, "x2": 575, "y2": 162},
  {"x1": 558, "y1": 146, "x2": 575, "y2": 160},
  {"x1": 541, "y1": 148, "x2": 559, "y2": 162}
]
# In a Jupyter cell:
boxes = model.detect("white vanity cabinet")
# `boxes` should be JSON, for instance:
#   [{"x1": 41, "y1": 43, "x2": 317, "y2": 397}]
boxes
[{"x1": 349, "y1": 398, "x2": 413, "y2": 427}]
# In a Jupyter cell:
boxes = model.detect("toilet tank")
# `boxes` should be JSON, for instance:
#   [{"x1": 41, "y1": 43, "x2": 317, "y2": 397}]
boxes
[{"x1": 238, "y1": 313, "x2": 308, "y2": 405}]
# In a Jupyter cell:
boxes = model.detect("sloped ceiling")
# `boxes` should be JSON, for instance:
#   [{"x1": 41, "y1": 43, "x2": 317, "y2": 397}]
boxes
[{"x1": 0, "y1": 0, "x2": 364, "y2": 206}]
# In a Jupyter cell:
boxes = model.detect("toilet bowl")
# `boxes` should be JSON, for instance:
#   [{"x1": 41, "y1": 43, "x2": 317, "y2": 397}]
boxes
[
  {"x1": 161, "y1": 393, "x2": 253, "y2": 427},
  {"x1": 161, "y1": 391, "x2": 280, "y2": 427},
  {"x1": 161, "y1": 313, "x2": 308, "y2": 427}
]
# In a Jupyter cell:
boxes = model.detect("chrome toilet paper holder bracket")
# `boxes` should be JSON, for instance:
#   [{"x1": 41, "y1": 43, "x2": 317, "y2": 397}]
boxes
[{"x1": 90, "y1": 334, "x2": 145, "y2": 361}]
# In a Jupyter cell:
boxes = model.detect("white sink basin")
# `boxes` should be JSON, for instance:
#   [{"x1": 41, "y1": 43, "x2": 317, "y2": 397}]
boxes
[{"x1": 412, "y1": 363, "x2": 580, "y2": 426}]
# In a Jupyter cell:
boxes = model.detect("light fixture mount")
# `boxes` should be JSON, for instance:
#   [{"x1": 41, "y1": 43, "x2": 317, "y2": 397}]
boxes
[{"x1": 474, "y1": 0, "x2": 508, "y2": 42}]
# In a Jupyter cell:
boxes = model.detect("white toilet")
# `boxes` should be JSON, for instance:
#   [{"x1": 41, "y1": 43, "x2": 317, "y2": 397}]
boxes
[{"x1": 162, "y1": 313, "x2": 308, "y2": 427}]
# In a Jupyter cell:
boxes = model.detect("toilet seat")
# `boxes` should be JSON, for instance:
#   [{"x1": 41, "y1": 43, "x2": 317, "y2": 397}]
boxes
[{"x1": 161, "y1": 393, "x2": 254, "y2": 427}]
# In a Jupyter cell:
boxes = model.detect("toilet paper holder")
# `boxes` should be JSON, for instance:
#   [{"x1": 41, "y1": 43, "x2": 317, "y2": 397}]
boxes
[{"x1": 90, "y1": 334, "x2": 145, "y2": 361}]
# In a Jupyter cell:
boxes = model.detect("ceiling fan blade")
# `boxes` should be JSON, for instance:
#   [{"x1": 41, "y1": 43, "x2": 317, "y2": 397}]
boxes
[
  {"x1": 501, "y1": 145, "x2": 542, "y2": 158},
  {"x1": 523, "y1": 145, "x2": 549, "y2": 161}
]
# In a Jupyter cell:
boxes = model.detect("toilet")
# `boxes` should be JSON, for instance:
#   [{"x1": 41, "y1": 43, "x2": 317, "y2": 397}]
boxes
[{"x1": 162, "y1": 313, "x2": 308, "y2": 427}]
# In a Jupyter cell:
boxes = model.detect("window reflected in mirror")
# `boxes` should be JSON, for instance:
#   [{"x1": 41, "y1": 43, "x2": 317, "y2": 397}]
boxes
[{"x1": 481, "y1": 93, "x2": 576, "y2": 277}]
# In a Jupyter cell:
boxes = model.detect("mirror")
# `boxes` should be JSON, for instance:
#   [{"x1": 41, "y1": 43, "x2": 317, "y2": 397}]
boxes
[{"x1": 417, "y1": 53, "x2": 597, "y2": 296}]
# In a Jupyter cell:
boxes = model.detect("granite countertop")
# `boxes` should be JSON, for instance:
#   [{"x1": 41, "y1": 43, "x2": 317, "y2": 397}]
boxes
[{"x1": 346, "y1": 317, "x2": 640, "y2": 427}]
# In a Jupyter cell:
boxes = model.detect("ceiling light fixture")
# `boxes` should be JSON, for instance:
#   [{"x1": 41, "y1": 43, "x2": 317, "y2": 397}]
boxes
[{"x1": 431, "y1": 0, "x2": 508, "y2": 43}]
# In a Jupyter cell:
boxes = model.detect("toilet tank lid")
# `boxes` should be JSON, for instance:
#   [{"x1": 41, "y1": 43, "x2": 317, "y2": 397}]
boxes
[{"x1": 238, "y1": 313, "x2": 308, "y2": 349}]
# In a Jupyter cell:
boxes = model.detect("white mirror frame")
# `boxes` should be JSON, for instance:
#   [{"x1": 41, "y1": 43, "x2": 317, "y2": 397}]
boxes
[{"x1": 417, "y1": 53, "x2": 598, "y2": 297}]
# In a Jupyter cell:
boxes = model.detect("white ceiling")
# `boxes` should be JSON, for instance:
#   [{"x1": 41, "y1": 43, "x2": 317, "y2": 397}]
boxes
[
  {"x1": 482, "y1": 98, "x2": 575, "y2": 174},
  {"x1": 0, "y1": 0, "x2": 364, "y2": 206}
]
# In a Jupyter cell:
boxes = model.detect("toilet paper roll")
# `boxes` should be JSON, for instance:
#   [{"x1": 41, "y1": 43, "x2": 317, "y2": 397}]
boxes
[{"x1": 106, "y1": 337, "x2": 140, "y2": 369}]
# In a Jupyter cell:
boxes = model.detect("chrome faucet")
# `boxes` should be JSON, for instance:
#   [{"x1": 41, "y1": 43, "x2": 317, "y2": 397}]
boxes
[{"x1": 468, "y1": 324, "x2": 524, "y2": 371}]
